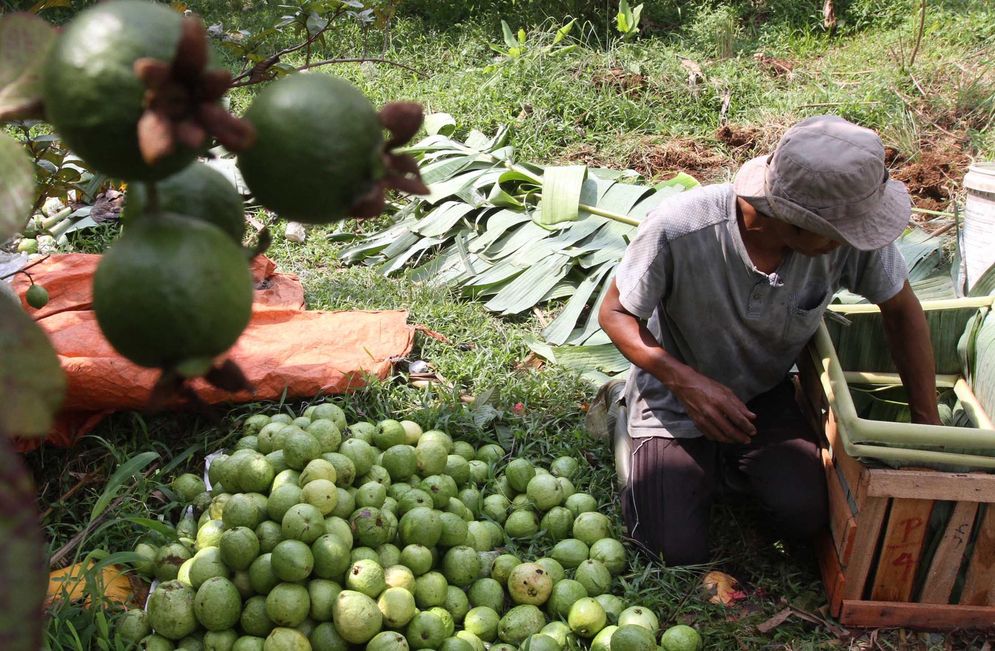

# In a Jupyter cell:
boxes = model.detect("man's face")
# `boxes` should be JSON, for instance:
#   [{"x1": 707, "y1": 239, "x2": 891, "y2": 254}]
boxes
[{"x1": 778, "y1": 222, "x2": 843, "y2": 257}]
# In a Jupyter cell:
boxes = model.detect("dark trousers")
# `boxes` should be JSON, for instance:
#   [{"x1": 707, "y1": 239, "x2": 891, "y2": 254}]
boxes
[{"x1": 620, "y1": 380, "x2": 828, "y2": 566}]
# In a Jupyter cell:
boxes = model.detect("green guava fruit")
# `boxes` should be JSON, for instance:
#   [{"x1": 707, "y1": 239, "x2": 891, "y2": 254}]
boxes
[
  {"x1": 308, "y1": 578, "x2": 341, "y2": 621},
  {"x1": 540, "y1": 507, "x2": 573, "y2": 542},
  {"x1": 237, "y1": 74, "x2": 385, "y2": 223},
  {"x1": 346, "y1": 559, "x2": 387, "y2": 598},
  {"x1": 367, "y1": 631, "x2": 410, "y2": 651},
  {"x1": 356, "y1": 481, "x2": 388, "y2": 508},
  {"x1": 282, "y1": 503, "x2": 326, "y2": 544},
  {"x1": 303, "y1": 479, "x2": 339, "y2": 515},
  {"x1": 468, "y1": 460, "x2": 490, "y2": 486},
  {"x1": 249, "y1": 554, "x2": 279, "y2": 595},
  {"x1": 453, "y1": 441, "x2": 476, "y2": 461},
  {"x1": 567, "y1": 598, "x2": 606, "y2": 638},
  {"x1": 595, "y1": 594, "x2": 625, "y2": 624},
  {"x1": 124, "y1": 163, "x2": 245, "y2": 242},
  {"x1": 384, "y1": 564, "x2": 416, "y2": 591},
  {"x1": 445, "y1": 584, "x2": 471, "y2": 622},
  {"x1": 550, "y1": 456, "x2": 579, "y2": 479},
  {"x1": 572, "y1": 513, "x2": 612, "y2": 547},
  {"x1": 438, "y1": 511, "x2": 469, "y2": 547},
  {"x1": 574, "y1": 559, "x2": 613, "y2": 597},
  {"x1": 194, "y1": 577, "x2": 241, "y2": 631},
  {"x1": 378, "y1": 542, "x2": 401, "y2": 567},
  {"x1": 506, "y1": 563, "x2": 553, "y2": 606},
  {"x1": 156, "y1": 542, "x2": 193, "y2": 582},
  {"x1": 117, "y1": 608, "x2": 150, "y2": 643},
  {"x1": 374, "y1": 420, "x2": 407, "y2": 449},
  {"x1": 263, "y1": 627, "x2": 311, "y2": 651},
  {"x1": 520, "y1": 634, "x2": 559, "y2": 651},
  {"x1": 526, "y1": 474, "x2": 564, "y2": 511},
  {"x1": 610, "y1": 625, "x2": 656, "y2": 651},
  {"x1": 445, "y1": 455, "x2": 471, "y2": 487},
  {"x1": 339, "y1": 438, "x2": 377, "y2": 477},
  {"x1": 405, "y1": 611, "x2": 447, "y2": 649},
  {"x1": 490, "y1": 553, "x2": 522, "y2": 585},
  {"x1": 590, "y1": 625, "x2": 618, "y2": 651},
  {"x1": 414, "y1": 571, "x2": 449, "y2": 608},
  {"x1": 396, "y1": 488, "x2": 433, "y2": 515},
  {"x1": 265, "y1": 583, "x2": 311, "y2": 627},
  {"x1": 497, "y1": 605, "x2": 546, "y2": 646},
  {"x1": 463, "y1": 606, "x2": 500, "y2": 642},
  {"x1": 271, "y1": 539, "x2": 314, "y2": 582},
  {"x1": 415, "y1": 442, "x2": 448, "y2": 476},
  {"x1": 550, "y1": 539, "x2": 589, "y2": 569},
  {"x1": 148, "y1": 580, "x2": 198, "y2": 640},
  {"x1": 311, "y1": 403, "x2": 347, "y2": 430},
  {"x1": 306, "y1": 421, "x2": 342, "y2": 454},
  {"x1": 378, "y1": 586, "x2": 417, "y2": 628},
  {"x1": 659, "y1": 625, "x2": 703, "y2": 651},
  {"x1": 321, "y1": 453, "x2": 356, "y2": 488},
  {"x1": 42, "y1": 0, "x2": 209, "y2": 180},
  {"x1": 399, "y1": 506, "x2": 442, "y2": 547},
  {"x1": 399, "y1": 544, "x2": 433, "y2": 576},
  {"x1": 589, "y1": 538, "x2": 627, "y2": 576},
  {"x1": 617, "y1": 606, "x2": 658, "y2": 633},
  {"x1": 350, "y1": 506, "x2": 392, "y2": 548},
  {"x1": 92, "y1": 213, "x2": 252, "y2": 372},
  {"x1": 564, "y1": 493, "x2": 598, "y2": 517},
  {"x1": 381, "y1": 445, "x2": 418, "y2": 482},
  {"x1": 172, "y1": 473, "x2": 207, "y2": 503},
  {"x1": 310, "y1": 622, "x2": 350, "y2": 651},
  {"x1": 504, "y1": 459, "x2": 535, "y2": 493},
  {"x1": 540, "y1": 621, "x2": 572, "y2": 648},
  {"x1": 439, "y1": 637, "x2": 473, "y2": 651},
  {"x1": 241, "y1": 595, "x2": 276, "y2": 637},
  {"x1": 467, "y1": 577, "x2": 505, "y2": 612},
  {"x1": 548, "y1": 579, "x2": 588, "y2": 619},
  {"x1": 332, "y1": 590, "x2": 383, "y2": 644},
  {"x1": 220, "y1": 526, "x2": 260, "y2": 572},
  {"x1": 504, "y1": 510, "x2": 539, "y2": 539},
  {"x1": 441, "y1": 546, "x2": 480, "y2": 588},
  {"x1": 475, "y1": 444, "x2": 505, "y2": 464}
]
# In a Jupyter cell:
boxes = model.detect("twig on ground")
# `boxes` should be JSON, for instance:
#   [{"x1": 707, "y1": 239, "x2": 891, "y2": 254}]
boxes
[
  {"x1": 48, "y1": 464, "x2": 159, "y2": 569},
  {"x1": 0, "y1": 254, "x2": 51, "y2": 281}
]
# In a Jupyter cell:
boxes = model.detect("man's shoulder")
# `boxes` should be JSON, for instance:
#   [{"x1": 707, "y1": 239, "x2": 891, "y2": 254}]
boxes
[{"x1": 641, "y1": 183, "x2": 733, "y2": 242}]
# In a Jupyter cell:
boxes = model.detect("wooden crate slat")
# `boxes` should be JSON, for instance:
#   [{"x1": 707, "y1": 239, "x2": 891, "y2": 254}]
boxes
[
  {"x1": 825, "y1": 409, "x2": 869, "y2": 508},
  {"x1": 840, "y1": 599, "x2": 995, "y2": 630},
  {"x1": 920, "y1": 500, "x2": 981, "y2": 604},
  {"x1": 960, "y1": 505, "x2": 995, "y2": 606},
  {"x1": 816, "y1": 530, "x2": 845, "y2": 617},
  {"x1": 841, "y1": 495, "x2": 888, "y2": 601},
  {"x1": 823, "y1": 446, "x2": 858, "y2": 564},
  {"x1": 866, "y1": 469, "x2": 995, "y2": 503},
  {"x1": 870, "y1": 499, "x2": 934, "y2": 602}
]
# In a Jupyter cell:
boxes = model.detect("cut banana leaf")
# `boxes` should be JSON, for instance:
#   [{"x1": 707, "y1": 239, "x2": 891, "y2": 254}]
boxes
[{"x1": 537, "y1": 165, "x2": 587, "y2": 226}]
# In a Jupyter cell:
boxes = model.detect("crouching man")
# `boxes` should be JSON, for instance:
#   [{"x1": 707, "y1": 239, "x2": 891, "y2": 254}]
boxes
[{"x1": 599, "y1": 116, "x2": 941, "y2": 565}]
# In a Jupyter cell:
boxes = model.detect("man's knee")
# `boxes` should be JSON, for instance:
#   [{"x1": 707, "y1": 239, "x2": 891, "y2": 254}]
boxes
[{"x1": 766, "y1": 482, "x2": 828, "y2": 539}]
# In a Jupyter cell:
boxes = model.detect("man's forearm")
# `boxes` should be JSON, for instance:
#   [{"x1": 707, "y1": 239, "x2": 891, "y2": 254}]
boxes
[{"x1": 880, "y1": 283, "x2": 941, "y2": 425}]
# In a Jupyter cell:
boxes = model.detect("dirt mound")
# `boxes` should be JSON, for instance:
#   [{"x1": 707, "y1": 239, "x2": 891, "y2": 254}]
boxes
[
  {"x1": 890, "y1": 138, "x2": 970, "y2": 212},
  {"x1": 591, "y1": 67, "x2": 646, "y2": 96},
  {"x1": 626, "y1": 137, "x2": 731, "y2": 184}
]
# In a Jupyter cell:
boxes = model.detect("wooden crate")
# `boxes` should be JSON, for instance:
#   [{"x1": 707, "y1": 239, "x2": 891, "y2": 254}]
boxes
[{"x1": 798, "y1": 348, "x2": 995, "y2": 631}]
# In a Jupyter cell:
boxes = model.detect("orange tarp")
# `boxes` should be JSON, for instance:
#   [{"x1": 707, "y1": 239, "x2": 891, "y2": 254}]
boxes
[{"x1": 13, "y1": 254, "x2": 414, "y2": 451}]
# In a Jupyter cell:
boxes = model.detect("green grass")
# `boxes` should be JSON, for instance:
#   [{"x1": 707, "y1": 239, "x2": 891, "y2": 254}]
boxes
[{"x1": 24, "y1": 0, "x2": 995, "y2": 648}]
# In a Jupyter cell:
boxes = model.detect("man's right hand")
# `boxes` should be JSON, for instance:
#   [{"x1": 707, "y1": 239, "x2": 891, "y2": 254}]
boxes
[{"x1": 669, "y1": 367, "x2": 757, "y2": 444}]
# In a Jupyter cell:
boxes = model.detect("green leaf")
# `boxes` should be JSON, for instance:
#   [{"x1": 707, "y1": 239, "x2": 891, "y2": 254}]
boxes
[
  {"x1": 0, "y1": 297, "x2": 65, "y2": 438},
  {"x1": 655, "y1": 171, "x2": 699, "y2": 191},
  {"x1": 0, "y1": 132, "x2": 34, "y2": 241},
  {"x1": 423, "y1": 112, "x2": 456, "y2": 137},
  {"x1": 121, "y1": 516, "x2": 179, "y2": 541},
  {"x1": 538, "y1": 165, "x2": 587, "y2": 226},
  {"x1": 554, "y1": 19, "x2": 576, "y2": 44},
  {"x1": 0, "y1": 437, "x2": 47, "y2": 651},
  {"x1": 484, "y1": 253, "x2": 572, "y2": 315},
  {"x1": 0, "y1": 12, "x2": 56, "y2": 120},
  {"x1": 517, "y1": 28, "x2": 527, "y2": 45},
  {"x1": 543, "y1": 263, "x2": 614, "y2": 344},
  {"x1": 411, "y1": 201, "x2": 476, "y2": 238},
  {"x1": 617, "y1": 0, "x2": 633, "y2": 32},
  {"x1": 89, "y1": 451, "x2": 158, "y2": 522},
  {"x1": 501, "y1": 20, "x2": 517, "y2": 48}
]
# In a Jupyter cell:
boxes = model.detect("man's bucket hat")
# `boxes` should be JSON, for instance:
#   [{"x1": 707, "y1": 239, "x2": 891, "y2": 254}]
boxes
[{"x1": 733, "y1": 115, "x2": 910, "y2": 251}]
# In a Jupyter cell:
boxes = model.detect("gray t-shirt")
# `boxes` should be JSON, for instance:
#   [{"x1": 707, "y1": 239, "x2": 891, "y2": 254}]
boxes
[{"x1": 615, "y1": 183, "x2": 908, "y2": 438}]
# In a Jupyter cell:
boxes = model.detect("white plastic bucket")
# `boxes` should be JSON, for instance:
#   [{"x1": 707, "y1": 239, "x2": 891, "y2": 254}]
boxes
[{"x1": 963, "y1": 163, "x2": 995, "y2": 291}]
